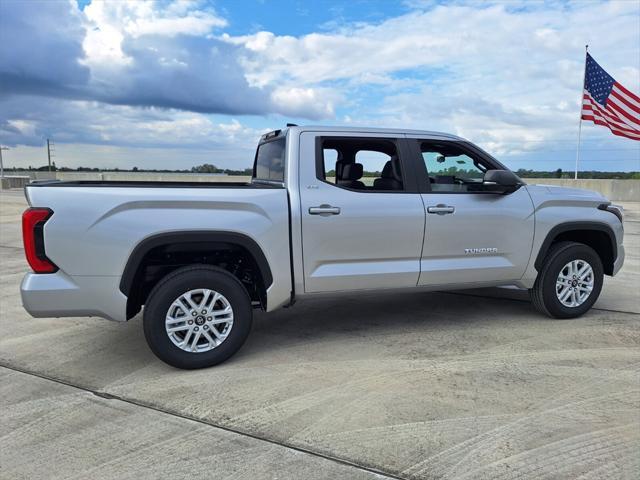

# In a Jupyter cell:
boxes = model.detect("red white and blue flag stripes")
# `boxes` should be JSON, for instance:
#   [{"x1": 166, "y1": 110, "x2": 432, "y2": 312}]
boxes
[{"x1": 581, "y1": 53, "x2": 640, "y2": 141}]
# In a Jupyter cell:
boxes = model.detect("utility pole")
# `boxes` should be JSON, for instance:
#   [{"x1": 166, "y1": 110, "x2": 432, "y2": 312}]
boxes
[
  {"x1": 0, "y1": 145, "x2": 9, "y2": 179},
  {"x1": 46, "y1": 138, "x2": 55, "y2": 172}
]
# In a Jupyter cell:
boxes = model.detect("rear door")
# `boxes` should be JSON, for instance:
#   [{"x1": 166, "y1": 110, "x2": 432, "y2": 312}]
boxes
[
  {"x1": 405, "y1": 137, "x2": 535, "y2": 287},
  {"x1": 298, "y1": 132, "x2": 426, "y2": 293}
]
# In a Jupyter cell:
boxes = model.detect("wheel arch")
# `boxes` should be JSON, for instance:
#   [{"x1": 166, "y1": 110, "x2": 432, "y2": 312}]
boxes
[
  {"x1": 534, "y1": 222, "x2": 617, "y2": 276},
  {"x1": 120, "y1": 231, "x2": 273, "y2": 319}
]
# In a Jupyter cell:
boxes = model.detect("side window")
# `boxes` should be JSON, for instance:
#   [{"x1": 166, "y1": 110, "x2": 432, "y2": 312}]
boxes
[
  {"x1": 422, "y1": 142, "x2": 488, "y2": 192},
  {"x1": 319, "y1": 138, "x2": 404, "y2": 192},
  {"x1": 253, "y1": 137, "x2": 285, "y2": 182}
]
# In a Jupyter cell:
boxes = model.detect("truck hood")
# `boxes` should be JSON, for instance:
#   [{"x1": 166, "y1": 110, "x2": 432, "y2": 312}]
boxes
[{"x1": 525, "y1": 184, "x2": 608, "y2": 209}]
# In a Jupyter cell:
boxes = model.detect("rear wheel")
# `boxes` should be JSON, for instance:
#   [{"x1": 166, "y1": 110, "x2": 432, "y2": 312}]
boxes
[
  {"x1": 530, "y1": 241, "x2": 603, "y2": 319},
  {"x1": 143, "y1": 265, "x2": 252, "y2": 369}
]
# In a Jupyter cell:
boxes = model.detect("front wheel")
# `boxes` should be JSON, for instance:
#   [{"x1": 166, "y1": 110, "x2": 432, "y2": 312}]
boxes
[
  {"x1": 530, "y1": 241, "x2": 604, "y2": 319},
  {"x1": 143, "y1": 265, "x2": 253, "y2": 369}
]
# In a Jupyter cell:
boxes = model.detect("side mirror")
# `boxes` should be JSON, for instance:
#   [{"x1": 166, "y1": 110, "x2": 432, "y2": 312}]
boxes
[{"x1": 481, "y1": 169, "x2": 522, "y2": 194}]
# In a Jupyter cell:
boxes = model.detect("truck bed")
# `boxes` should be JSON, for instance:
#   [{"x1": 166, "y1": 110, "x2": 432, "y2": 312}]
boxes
[{"x1": 22, "y1": 181, "x2": 293, "y2": 320}]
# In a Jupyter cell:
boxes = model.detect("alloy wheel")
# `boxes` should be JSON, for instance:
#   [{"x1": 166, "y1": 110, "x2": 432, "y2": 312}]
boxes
[
  {"x1": 555, "y1": 259, "x2": 594, "y2": 308},
  {"x1": 165, "y1": 288, "x2": 234, "y2": 353}
]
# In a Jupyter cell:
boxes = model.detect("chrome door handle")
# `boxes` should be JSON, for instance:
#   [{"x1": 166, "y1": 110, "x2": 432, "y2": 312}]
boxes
[
  {"x1": 427, "y1": 204, "x2": 455, "y2": 215},
  {"x1": 309, "y1": 204, "x2": 341, "y2": 216}
]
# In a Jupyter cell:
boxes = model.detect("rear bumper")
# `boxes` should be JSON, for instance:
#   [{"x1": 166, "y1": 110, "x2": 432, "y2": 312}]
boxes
[{"x1": 21, "y1": 272, "x2": 127, "y2": 322}]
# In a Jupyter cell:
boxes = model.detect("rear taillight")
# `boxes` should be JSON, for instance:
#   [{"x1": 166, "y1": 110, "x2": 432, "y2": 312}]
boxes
[{"x1": 22, "y1": 207, "x2": 58, "y2": 273}]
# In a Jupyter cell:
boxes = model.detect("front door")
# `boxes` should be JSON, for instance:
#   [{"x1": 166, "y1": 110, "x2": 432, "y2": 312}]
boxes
[
  {"x1": 409, "y1": 138, "x2": 535, "y2": 287},
  {"x1": 299, "y1": 132, "x2": 426, "y2": 293}
]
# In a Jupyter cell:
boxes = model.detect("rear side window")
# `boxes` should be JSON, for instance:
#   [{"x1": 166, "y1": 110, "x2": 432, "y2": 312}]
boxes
[
  {"x1": 318, "y1": 137, "x2": 404, "y2": 192},
  {"x1": 254, "y1": 137, "x2": 286, "y2": 182}
]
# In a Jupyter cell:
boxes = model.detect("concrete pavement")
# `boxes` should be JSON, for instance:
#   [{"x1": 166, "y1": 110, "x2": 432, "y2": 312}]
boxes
[
  {"x1": 1, "y1": 367, "x2": 390, "y2": 480},
  {"x1": 1, "y1": 189, "x2": 639, "y2": 479}
]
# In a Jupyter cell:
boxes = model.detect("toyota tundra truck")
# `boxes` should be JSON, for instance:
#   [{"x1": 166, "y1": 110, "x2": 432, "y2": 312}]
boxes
[{"x1": 20, "y1": 125, "x2": 625, "y2": 369}]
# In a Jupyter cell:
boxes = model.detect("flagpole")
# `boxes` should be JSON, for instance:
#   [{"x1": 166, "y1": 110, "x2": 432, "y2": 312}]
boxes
[{"x1": 575, "y1": 44, "x2": 588, "y2": 180}]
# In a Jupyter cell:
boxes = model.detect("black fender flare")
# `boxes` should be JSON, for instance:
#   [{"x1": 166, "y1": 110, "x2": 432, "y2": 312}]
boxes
[
  {"x1": 534, "y1": 221, "x2": 617, "y2": 271},
  {"x1": 119, "y1": 231, "x2": 273, "y2": 298}
]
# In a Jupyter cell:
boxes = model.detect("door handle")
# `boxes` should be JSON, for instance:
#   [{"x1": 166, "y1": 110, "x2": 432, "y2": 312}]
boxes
[
  {"x1": 309, "y1": 204, "x2": 341, "y2": 216},
  {"x1": 427, "y1": 204, "x2": 455, "y2": 215}
]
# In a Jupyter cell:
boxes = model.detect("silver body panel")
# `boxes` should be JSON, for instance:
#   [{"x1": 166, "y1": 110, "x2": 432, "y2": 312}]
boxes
[
  {"x1": 21, "y1": 126, "x2": 625, "y2": 322},
  {"x1": 519, "y1": 184, "x2": 625, "y2": 287},
  {"x1": 21, "y1": 272, "x2": 126, "y2": 321},
  {"x1": 23, "y1": 185, "x2": 292, "y2": 320},
  {"x1": 298, "y1": 131, "x2": 425, "y2": 292},
  {"x1": 418, "y1": 188, "x2": 535, "y2": 287}
]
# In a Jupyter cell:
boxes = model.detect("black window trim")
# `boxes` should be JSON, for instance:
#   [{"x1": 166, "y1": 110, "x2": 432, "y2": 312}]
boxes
[
  {"x1": 407, "y1": 139, "x2": 512, "y2": 194},
  {"x1": 314, "y1": 136, "x2": 421, "y2": 194}
]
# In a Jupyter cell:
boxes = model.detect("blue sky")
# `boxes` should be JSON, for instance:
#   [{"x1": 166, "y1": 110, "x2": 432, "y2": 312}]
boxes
[
  {"x1": 1, "y1": 0, "x2": 639, "y2": 172},
  {"x1": 219, "y1": 0, "x2": 410, "y2": 36}
]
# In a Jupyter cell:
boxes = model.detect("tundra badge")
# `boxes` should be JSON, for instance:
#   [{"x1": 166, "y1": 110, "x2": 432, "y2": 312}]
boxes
[{"x1": 465, "y1": 247, "x2": 498, "y2": 254}]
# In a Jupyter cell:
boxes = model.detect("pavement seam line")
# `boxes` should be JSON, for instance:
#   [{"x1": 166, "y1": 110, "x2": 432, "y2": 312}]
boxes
[
  {"x1": 0, "y1": 361, "x2": 402, "y2": 480},
  {"x1": 441, "y1": 291, "x2": 640, "y2": 316}
]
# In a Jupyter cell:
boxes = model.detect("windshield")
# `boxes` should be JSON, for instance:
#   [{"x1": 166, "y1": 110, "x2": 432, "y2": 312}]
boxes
[{"x1": 253, "y1": 137, "x2": 285, "y2": 182}]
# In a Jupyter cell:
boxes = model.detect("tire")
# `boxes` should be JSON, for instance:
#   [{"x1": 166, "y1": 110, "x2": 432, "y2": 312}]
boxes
[
  {"x1": 530, "y1": 241, "x2": 603, "y2": 319},
  {"x1": 143, "y1": 265, "x2": 253, "y2": 369}
]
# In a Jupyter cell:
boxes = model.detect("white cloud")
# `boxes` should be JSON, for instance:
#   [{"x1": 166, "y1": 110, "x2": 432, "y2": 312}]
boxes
[
  {"x1": 228, "y1": 2, "x2": 638, "y2": 87},
  {"x1": 223, "y1": 1, "x2": 639, "y2": 154},
  {"x1": 0, "y1": 95, "x2": 267, "y2": 149},
  {"x1": 270, "y1": 86, "x2": 336, "y2": 119},
  {"x1": 82, "y1": 0, "x2": 228, "y2": 69},
  {"x1": 1, "y1": 0, "x2": 323, "y2": 119},
  {"x1": 1, "y1": 0, "x2": 638, "y2": 171},
  {"x1": 0, "y1": 96, "x2": 269, "y2": 170}
]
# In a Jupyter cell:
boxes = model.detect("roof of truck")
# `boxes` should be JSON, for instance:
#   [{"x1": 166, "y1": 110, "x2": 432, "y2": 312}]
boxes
[{"x1": 285, "y1": 125, "x2": 465, "y2": 140}]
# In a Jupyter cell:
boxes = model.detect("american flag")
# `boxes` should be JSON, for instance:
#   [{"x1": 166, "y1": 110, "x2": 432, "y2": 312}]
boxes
[{"x1": 581, "y1": 53, "x2": 640, "y2": 141}]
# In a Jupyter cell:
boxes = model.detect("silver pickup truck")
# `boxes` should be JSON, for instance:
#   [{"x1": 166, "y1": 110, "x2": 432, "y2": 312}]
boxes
[{"x1": 21, "y1": 125, "x2": 625, "y2": 368}]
